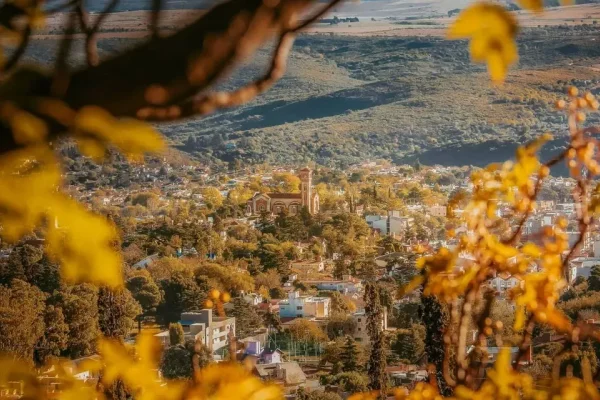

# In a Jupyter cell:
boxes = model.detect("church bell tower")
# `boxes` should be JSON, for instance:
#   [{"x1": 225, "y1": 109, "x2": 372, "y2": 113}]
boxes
[{"x1": 299, "y1": 167, "x2": 313, "y2": 213}]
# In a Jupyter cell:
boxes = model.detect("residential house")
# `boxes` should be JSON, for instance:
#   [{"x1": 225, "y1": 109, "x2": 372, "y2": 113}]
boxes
[
  {"x1": 487, "y1": 273, "x2": 523, "y2": 296},
  {"x1": 261, "y1": 348, "x2": 285, "y2": 364},
  {"x1": 254, "y1": 362, "x2": 307, "y2": 394},
  {"x1": 302, "y1": 275, "x2": 362, "y2": 294},
  {"x1": 427, "y1": 205, "x2": 447, "y2": 218},
  {"x1": 243, "y1": 292, "x2": 264, "y2": 306},
  {"x1": 279, "y1": 291, "x2": 331, "y2": 318}
]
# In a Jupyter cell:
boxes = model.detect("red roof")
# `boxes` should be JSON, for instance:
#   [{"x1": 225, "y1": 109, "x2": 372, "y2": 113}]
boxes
[{"x1": 267, "y1": 193, "x2": 302, "y2": 199}]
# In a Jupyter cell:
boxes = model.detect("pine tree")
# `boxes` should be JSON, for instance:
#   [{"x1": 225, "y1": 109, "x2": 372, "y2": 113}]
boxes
[
  {"x1": 420, "y1": 293, "x2": 452, "y2": 396},
  {"x1": 97, "y1": 287, "x2": 141, "y2": 339},
  {"x1": 364, "y1": 283, "x2": 387, "y2": 398},
  {"x1": 341, "y1": 335, "x2": 360, "y2": 372},
  {"x1": 35, "y1": 305, "x2": 69, "y2": 365},
  {"x1": 97, "y1": 288, "x2": 141, "y2": 400},
  {"x1": 229, "y1": 297, "x2": 261, "y2": 339},
  {"x1": 169, "y1": 323, "x2": 185, "y2": 346}
]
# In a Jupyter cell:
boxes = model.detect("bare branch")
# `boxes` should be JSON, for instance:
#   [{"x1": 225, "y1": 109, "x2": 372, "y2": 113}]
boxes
[
  {"x1": 2, "y1": 24, "x2": 31, "y2": 75},
  {"x1": 138, "y1": 33, "x2": 295, "y2": 121},
  {"x1": 150, "y1": 0, "x2": 162, "y2": 38},
  {"x1": 0, "y1": 0, "x2": 337, "y2": 156}
]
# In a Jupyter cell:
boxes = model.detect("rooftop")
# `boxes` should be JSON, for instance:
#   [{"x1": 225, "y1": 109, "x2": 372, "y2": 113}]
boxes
[{"x1": 266, "y1": 193, "x2": 303, "y2": 199}]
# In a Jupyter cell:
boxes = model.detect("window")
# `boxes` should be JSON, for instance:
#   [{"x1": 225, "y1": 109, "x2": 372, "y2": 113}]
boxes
[
  {"x1": 259, "y1": 205, "x2": 265, "y2": 211},
  {"x1": 297, "y1": 306, "x2": 303, "y2": 310},
  {"x1": 358, "y1": 318, "x2": 361, "y2": 322},
  {"x1": 297, "y1": 314, "x2": 303, "y2": 317},
  {"x1": 358, "y1": 328, "x2": 361, "y2": 331}
]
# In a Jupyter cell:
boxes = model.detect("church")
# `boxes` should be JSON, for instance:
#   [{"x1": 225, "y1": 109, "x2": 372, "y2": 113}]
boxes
[{"x1": 247, "y1": 167, "x2": 319, "y2": 215}]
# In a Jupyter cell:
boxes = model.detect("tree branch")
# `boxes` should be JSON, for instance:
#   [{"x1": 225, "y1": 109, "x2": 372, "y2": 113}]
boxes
[{"x1": 0, "y1": 0, "x2": 337, "y2": 155}]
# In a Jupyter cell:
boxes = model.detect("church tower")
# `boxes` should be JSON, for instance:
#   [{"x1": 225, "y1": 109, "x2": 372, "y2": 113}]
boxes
[{"x1": 299, "y1": 167, "x2": 313, "y2": 213}]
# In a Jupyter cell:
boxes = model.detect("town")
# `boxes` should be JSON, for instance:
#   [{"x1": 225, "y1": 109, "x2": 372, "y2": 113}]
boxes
[{"x1": 1, "y1": 154, "x2": 598, "y2": 398}]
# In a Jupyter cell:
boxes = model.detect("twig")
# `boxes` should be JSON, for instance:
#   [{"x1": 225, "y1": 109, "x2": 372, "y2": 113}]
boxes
[
  {"x1": 51, "y1": 11, "x2": 77, "y2": 96},
  {"x1": 2, "y1": 24, "x2": 31, "y2": 74},
  {"x1": 150, "y1": 0, "x2": 162, "y2": 38},
  {"x1": 514, "y1": 314, "x2": 535, "y2": 371},
  {"x1": 85, "y1": 0, "x2": 120, "y2": 66}
]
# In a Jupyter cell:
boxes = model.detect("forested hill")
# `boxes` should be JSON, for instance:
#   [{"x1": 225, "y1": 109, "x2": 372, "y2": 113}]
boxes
[{"x1": 163, "y1": 24, "x2": 600, "y2": 169}]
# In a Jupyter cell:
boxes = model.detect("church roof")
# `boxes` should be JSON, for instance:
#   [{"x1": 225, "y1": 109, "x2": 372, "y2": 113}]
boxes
[{"x1": 266, "y1": 193, "x2": 302, "y2": 199}]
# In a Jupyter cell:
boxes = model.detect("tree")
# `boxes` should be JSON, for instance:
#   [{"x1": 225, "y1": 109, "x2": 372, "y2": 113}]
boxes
[
  {"x1": 97, "y1": 287, "x2": 142, "y2": 339},
  {"x1": 392, "y1": 325, "x2": 425, "y2": 364},
  {"x1": 254, "y1": 269, "x2": 282, "y2": 290},
  {"x1": 341, "y1": 336, "x2": 360, "y2": 372},
  {"x1": 160, "y1": 339, "x2": 212, "y2": 380},
  {"x1": 420, "y1": 293, "x2": 452, "y2": 396},
  {"x1": 50, "y1": 284, "x2": 100, "y2": 358},
  {"x1": 0, "y1": 279, "x2": 46, "y2": 361},
  {"x1": 269, "y1": 287, "x2": 286, "y2": 299},
  {"x1": 364, "y1": 283, "x2": 387, "y2": 397},
  {"x1": 35, "y1": 305, "x2": 69, "y2": 365},
  {"x1": 194, "y1": 262, "x2": 254, "y2": 294},
  {"x1": 161, "y1": 345, "x2": 193, "y2": 380},
  {"x1": 0, "y1": 244, "x2": 43, "y2": 284},
  {"x1": 263, "y1": 311, "x2": 283, "y2": 332},
  {"x1": 288, "y1": 319, "x2": 328, "y2": 343},
  {"x1": 326, "y1": 313, "x2": 357, "y2": 339},
  {"x1": 587, "y1": 265, "x2": 600, "y2": 292},
  {"x1": 229, "y1": 297, "x2": 261, "y2": 339},
  {"x1": 321, "y1": 372, "x2": 369, "y2": 393},
  {"x1": 169, "y1": 323, "x2": 185, "y2": 346},
  {"x1": 202, "y1": 187, "x2": 224, "y2": 210},
  {"x1": 272, "y1": 172, "x2": 301, "y2": 193},
  {"x1": 329, "y1": 291, "x2": 356, "y2": 315},
  {"x1": 126, "y1": 273, "x2": 162, "y2": 316},
  {"x1": 157, "y1": 271, "x2": 208, "y2": 324}
]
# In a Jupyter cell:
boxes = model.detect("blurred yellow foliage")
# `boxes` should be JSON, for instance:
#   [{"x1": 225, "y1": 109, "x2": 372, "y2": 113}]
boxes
[
  {"x1": 448, "y1": 2, "x2": 518, "y2": 82},
  {"x1": 0, "y1": 101, "x2": 164, "y2": 287},
  {"x1": 73, "y1": 106, "x2": 165, "y2": 161}
]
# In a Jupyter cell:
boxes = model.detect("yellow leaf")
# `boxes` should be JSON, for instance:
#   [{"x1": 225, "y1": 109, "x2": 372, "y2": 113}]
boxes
[
  {"x1": 0, "y1": 146, "x2": 61, "y2": 241},
  {"x1": 448, "y1": 2, "x2": 517, "y2": 39},
  {"x1": 447, "y1": 2, "x2": 519, "y2": 82},
  {"x1": 46, "y1": 196, "x2": 123, "y2": 288},
  {"x1": 73, "y1": 106, "x2": 165, "y2": 160}
]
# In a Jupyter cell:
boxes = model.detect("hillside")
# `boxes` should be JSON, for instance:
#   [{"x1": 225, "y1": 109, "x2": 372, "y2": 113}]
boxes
[
  {"x1": 163, "y1": 23, "x2": 600, "y2": 169},
  {"x1": 21, "y1": 5, "x2": 600, "y2": 169}
]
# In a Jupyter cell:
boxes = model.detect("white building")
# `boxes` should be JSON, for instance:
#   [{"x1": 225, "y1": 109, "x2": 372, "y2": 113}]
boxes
[
  {"x1": 279, "y1": 291, "x2": 330, "y2": 318},
  {"x1": 488, "y1": 273, "x2": 522, "y2": 296},
  {"x1": 365, "y1": 211, "x2": 412, "y2": 237},
  {"x1": 243, "y1": 293, "x2": 264, "y2": 306},
  {"x1": 352, "y1": 308, "x2": 388, "y2": 344},
  {"x1": 568, "y1": 257, "x2": 600, "y2": 283},
  {"x1": 154, "y1": 309, "x2": 235, "y2": 354},
  {"x1": 303, "y1": 275, "x2": 362, "y2": 294}
]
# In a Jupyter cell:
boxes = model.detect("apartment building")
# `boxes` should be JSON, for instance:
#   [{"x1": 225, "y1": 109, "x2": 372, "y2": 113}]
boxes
[
  {"x1": 155, "y1": 309, "x2": 235, "y2": 353},
  {"x1": 352, "y1": 308, "x2": 388, "y2": 344},
  {"x1": 279, "y1": 291, "x2": 330, "y2": 318}
]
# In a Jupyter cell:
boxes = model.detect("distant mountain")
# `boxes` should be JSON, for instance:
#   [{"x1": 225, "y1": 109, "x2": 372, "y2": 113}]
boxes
[{"x1": 46, "y1": 0, "x2": 218, "y2": 12}]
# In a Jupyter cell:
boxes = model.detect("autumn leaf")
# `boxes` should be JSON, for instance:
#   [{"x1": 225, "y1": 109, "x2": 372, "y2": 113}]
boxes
[{"x1": 448, "y1": 2, "x2": 518, "y2": 82}]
